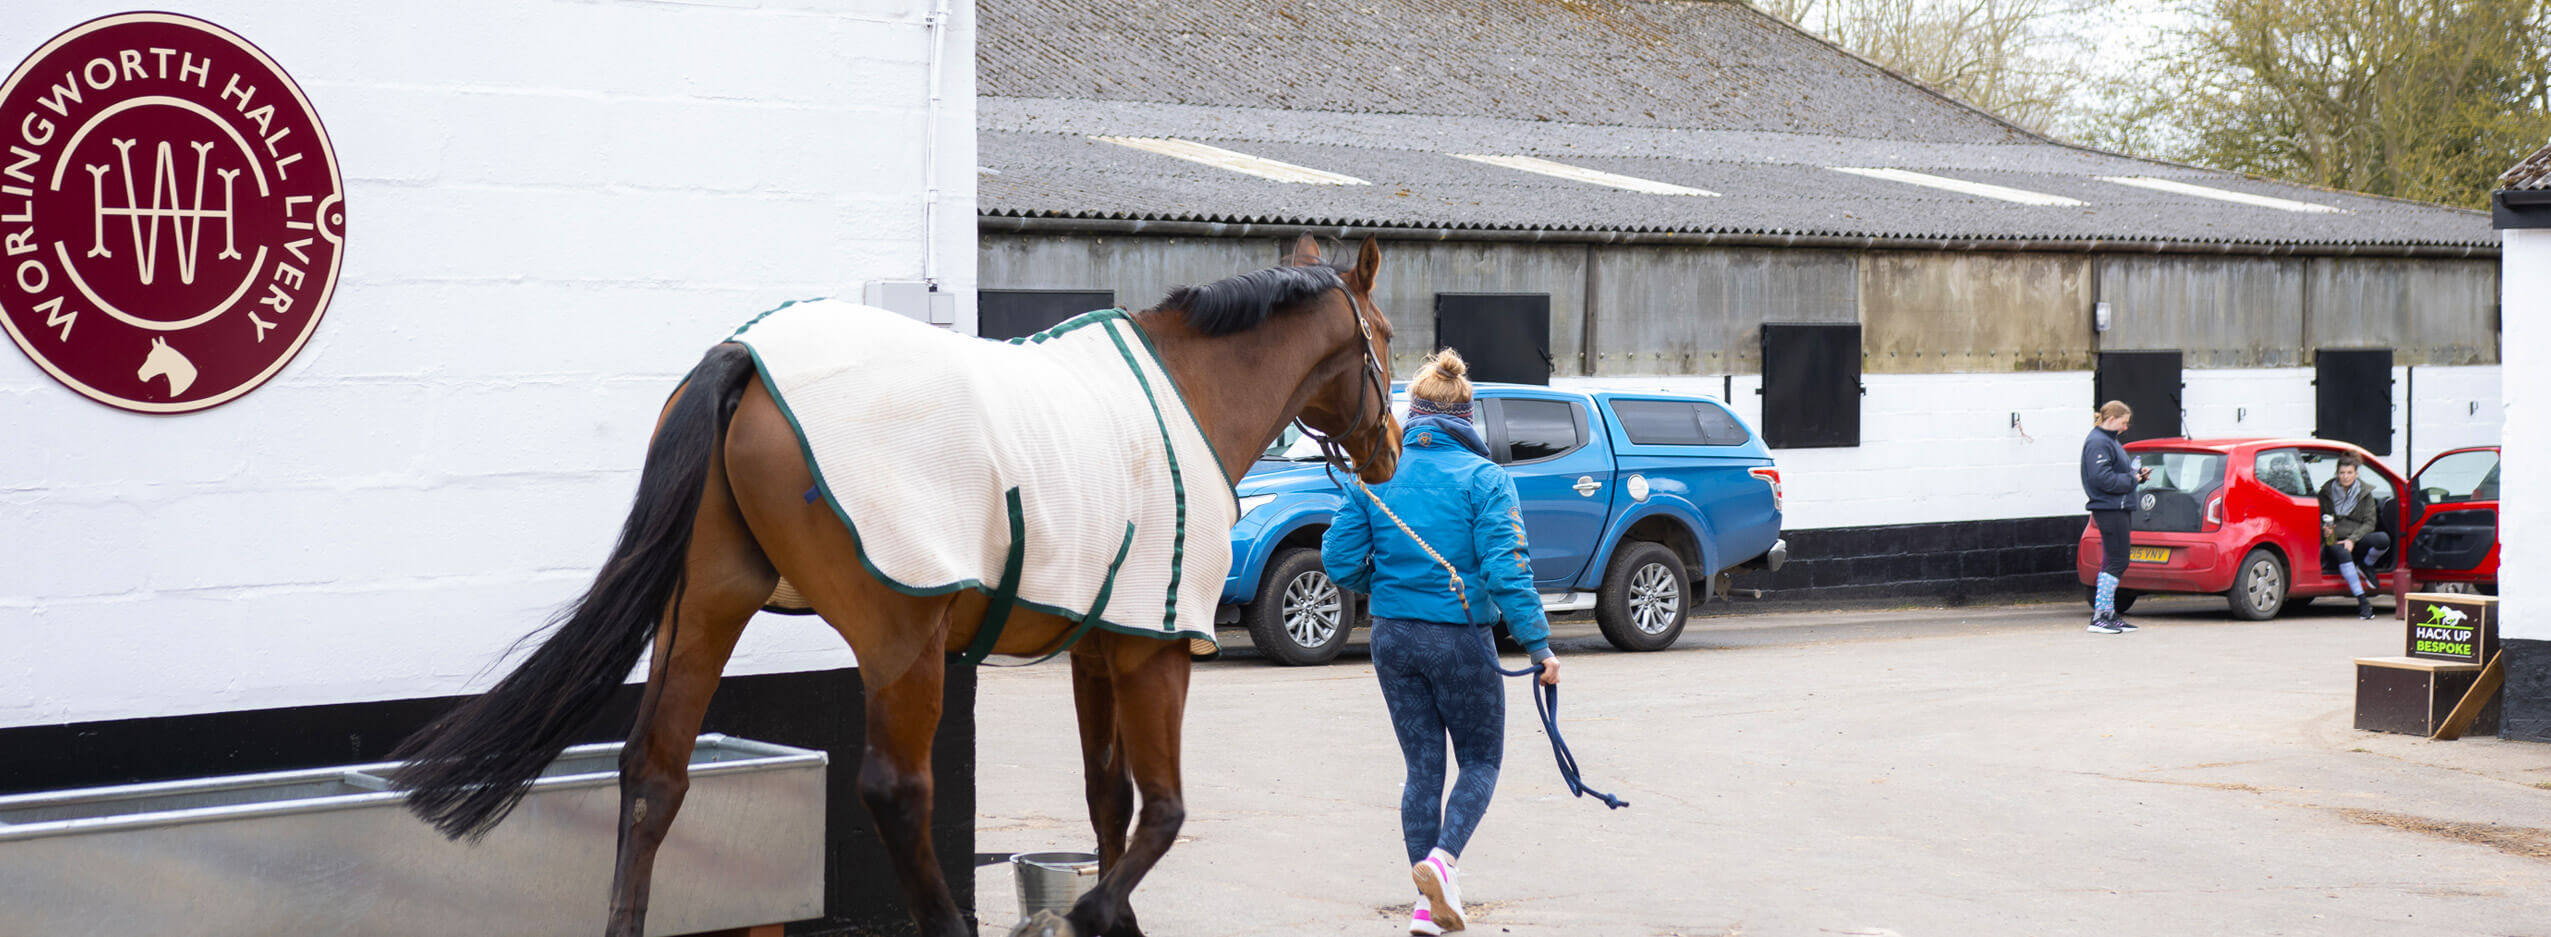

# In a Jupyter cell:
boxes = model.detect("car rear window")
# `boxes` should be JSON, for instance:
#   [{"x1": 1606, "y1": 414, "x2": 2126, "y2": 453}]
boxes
[
  {"x1": 1610, "y1": 399, "x2": 1751, "y2": 446},
  {"x1": 2135, "y1": 451, "x2": 2225, "y2": 495},
  {"x1": 2132, "y1": 450, "x2": 2227, "y2": 533}
]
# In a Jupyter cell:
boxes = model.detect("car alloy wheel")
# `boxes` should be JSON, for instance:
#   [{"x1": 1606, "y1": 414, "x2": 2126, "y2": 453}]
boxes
[
  {"x1": 1246, "y1": 547, "x2": 1355, "y2": 665},
  {"x1": 1282, "y1": 571, "x2": 1343, "y2": 649},
  {"x1": 1629, "y1": 562, "x2": 1682, "y2": 635},
  {"x1": 1597, "y1": 540, "x2": 1689, "y2": 652}
]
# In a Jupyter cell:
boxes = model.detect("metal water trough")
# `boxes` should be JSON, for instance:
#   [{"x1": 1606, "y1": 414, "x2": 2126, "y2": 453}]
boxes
[{"x1": 0, "y1": 734, "x2": 826, "y2": 937}]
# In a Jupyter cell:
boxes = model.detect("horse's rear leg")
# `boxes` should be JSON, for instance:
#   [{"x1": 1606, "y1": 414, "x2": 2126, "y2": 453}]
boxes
[
  {"x1": 1071, "y1": 652, "x2": 1137, "y2": 869},
  {"x1": 852, "y1": 638, "x2": 972, "y2": 937},
  {"x1": 1066, "y1": 637, "x2": 1192, "y2": 937},
  {"x1": 605, "y1": 445, "x2": 774, "y2": 937},
  {"x1": 721, "y1": 381, "x2": 972, "y2": 937}
]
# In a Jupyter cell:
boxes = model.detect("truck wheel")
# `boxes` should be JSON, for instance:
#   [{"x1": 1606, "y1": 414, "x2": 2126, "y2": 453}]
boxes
[
  {"x1": 2226, "y1": 548, "x2": 2286, "y2": 621},
  {"x1": 1596, "y1": 541, "x2": 1688, "y2": 652},
  {"x1": 1245, "y1": 548, "x2": 1354, "y2": 666}
]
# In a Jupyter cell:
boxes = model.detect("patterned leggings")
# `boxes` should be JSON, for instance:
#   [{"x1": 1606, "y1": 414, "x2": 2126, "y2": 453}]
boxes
[{"x1": 1371, "y1": 616, "x2": 1506, "y2": 865}]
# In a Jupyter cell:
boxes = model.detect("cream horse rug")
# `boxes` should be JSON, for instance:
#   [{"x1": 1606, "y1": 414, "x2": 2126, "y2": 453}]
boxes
[{"x1": 726, "y1": 299, "x2": 1236, "y2": 652}]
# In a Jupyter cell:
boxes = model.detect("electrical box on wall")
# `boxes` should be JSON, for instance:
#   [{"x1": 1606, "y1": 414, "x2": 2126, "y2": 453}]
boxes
[{"x1": 864, "y1": 280, "x2": 954, "y2": 325}]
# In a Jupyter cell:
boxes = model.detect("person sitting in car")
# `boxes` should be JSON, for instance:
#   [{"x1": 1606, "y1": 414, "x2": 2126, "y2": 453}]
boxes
[{"x1": 2319, "y1": 454, "x2": 2390, "y2": 619}]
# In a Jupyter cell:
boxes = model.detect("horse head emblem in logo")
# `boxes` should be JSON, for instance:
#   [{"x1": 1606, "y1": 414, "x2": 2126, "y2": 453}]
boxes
[{"x1": 138, "y1": 338, "x2": 198, "y2": 397}]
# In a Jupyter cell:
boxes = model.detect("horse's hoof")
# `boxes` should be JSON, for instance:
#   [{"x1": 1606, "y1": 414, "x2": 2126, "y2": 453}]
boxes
[{"x1": 1006, "y1": 910, "x2": 1076, "y2": 937}]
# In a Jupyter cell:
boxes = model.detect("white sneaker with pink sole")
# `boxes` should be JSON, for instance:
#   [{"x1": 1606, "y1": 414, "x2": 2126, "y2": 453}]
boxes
[{"x1": 1412, "y1": 853, "x2": 1464, "y2": 931}]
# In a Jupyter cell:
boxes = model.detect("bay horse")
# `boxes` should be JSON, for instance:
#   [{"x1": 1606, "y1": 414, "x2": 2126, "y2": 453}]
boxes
[{"x1": 390, "y1": 236, "x2": 1399, "y2": 937}]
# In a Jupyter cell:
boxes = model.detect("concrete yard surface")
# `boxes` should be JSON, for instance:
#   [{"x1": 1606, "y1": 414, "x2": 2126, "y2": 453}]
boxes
[{"x1": 972, "y1": 597, "x2": 2551, "y2": 937}]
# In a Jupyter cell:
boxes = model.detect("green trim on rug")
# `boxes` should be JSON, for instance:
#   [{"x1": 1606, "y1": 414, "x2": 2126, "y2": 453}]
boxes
[
  {"x1": 1007, "y1": 307, "x2": 1125, "y2": 346},
  {"x1": 1016, "y1": 521, "x2": 1137, "y2": 666},
  {"x1": 1119, "y1": 311, "x2": 1245, "y2": 503},
  {"x1": 959, "y1": 487, "x2": 1029, "y2": 667},
  {"x1": 1104, "y1": 319, "x2": 1192, "y2": 635},
  {"x1": 727, "y1": 297, "x2": 814, "y2": 341}
]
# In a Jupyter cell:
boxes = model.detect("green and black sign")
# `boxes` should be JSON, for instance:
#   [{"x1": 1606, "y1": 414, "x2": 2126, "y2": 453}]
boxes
[{"x1": 2404, "y1": 593, "x2": 2497, "y2": 665}]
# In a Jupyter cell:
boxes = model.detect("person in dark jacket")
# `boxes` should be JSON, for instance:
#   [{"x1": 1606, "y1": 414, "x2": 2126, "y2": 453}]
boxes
[
  {"x1": 2081, "y1": 400, "x2": 2149, "y2": 634},
  {"x1": 2319, "y1": 454, "x2": 2390, "y2": 619},
  {"x1": 1323, "y1": 348, "x2": 1556, "y2": 937}
]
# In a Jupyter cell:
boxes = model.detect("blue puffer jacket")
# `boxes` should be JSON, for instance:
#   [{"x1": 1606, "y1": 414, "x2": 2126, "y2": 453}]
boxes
[
  {"x1": 2081, "y1": 426, "x2": 2138, "y2": 511},
  {"x1": 1322, "y1": 414, "x2": 1553, "y2": 660}
]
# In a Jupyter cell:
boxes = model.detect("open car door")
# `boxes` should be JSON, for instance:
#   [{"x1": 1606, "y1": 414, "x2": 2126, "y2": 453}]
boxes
[{"x1": 2404, "y1": 446, "x2": 2500, "y2": 591}]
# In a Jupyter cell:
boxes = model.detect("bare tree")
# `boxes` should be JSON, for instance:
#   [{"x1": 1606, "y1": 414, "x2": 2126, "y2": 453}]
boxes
[{"x1": 1756, "y1": 0, "x2": 2092, "y2": 132}]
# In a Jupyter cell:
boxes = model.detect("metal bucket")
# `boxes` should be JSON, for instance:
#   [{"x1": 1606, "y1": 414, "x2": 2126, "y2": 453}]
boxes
[{"x1": 1011, "y1": 851, "x2": 1099, "y2": 922}]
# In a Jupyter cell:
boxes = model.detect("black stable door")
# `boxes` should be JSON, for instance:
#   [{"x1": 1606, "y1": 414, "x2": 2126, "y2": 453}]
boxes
[
  {"x1": 978, "y1": 289, "x2": 1115, "y2": 340},
  {"x1": 2314, "y1": 348, "x2": 2393, "y2": 455},
  {"x1": 2094, "y1": 351, "x2": 2183, "y2": 443},
  {"x1": 1434, "y1": 293, "x2": 1551, "y2": 385}
]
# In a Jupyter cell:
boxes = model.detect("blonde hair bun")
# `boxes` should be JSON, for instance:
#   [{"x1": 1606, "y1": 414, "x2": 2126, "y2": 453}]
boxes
[{"x1": 1412, "y1": 348, "x2": 1474, "y2": 404}]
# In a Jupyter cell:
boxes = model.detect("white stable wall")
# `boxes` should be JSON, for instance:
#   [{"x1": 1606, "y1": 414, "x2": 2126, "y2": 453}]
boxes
[
  {"x1": 0, "y1": 1, "x2": 978, "y2": 728},
  {"x1": 1562, "y1": 364, "x2": 2504, "y2": 533},
  {"x1": 2503, "y1": 229, "x2": 2547, "y2": 644}
]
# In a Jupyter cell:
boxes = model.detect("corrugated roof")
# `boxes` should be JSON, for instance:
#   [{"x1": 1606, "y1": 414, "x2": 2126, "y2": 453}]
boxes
[
  {"x1": 2503, "y1": 143, "x2": 2551, "y2": 191},
  {"x1": 980, "y1": 0, "x2": 2030, "y2": 143},
  {"x1": 978, "y1": 0, "x2": 2494, "y2": 249}
]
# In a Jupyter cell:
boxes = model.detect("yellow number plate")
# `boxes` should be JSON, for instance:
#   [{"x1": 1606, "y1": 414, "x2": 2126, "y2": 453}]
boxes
[{"x1": 2129, "y1": 546, "x2": 2171, "y2": 564}]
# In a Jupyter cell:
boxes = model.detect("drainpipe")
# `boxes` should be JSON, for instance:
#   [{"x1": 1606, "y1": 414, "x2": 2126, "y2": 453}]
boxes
[{"x1": 921, "y1": 0, "x2": 951, "y2": 290}]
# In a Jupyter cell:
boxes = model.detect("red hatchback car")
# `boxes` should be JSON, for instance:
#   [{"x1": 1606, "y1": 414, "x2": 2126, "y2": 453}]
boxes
[{"x1": 2075, "y1": 439, "x2": 2501, "y2": 620}]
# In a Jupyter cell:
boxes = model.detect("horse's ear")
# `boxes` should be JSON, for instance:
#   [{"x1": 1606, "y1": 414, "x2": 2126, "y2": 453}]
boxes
[
  {"x1": 1284, "y1": 234, "x2": 1322, "y2": 267},
  {"x1": 1350, "y1": 236, "x2": 1381, "y2": 290}
]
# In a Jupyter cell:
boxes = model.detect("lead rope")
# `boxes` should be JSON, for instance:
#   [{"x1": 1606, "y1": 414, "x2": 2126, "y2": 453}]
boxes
[{"x1": 1305, "y1": 424, "x2": 1628, "y2": 811}]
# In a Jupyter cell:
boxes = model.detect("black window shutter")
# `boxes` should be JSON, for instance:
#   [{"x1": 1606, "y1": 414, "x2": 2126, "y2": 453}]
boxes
[{"x1": 1760, "y1": 323, "x2": 1861, "y2": 449}]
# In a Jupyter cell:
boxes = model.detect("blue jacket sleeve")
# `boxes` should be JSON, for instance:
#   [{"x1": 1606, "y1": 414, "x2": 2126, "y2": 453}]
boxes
[
  {"x1": 1472, "y1": 470, "x2": 1552, "y2": 660},
  {"x1": 1321, "y1": 489, "x2": 1376, "y2": 594}
]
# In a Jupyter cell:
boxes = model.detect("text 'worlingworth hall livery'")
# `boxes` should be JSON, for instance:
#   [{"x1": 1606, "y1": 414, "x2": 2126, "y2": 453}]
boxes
[{"x1": 0, "y1": 12, "x2": 344, "y2": 413}]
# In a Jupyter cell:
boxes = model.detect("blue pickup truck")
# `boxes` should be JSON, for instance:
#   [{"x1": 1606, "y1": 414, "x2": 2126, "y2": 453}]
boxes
[{"x1": 1221, "y1": 384, "x2": 1787, "y2": 664}]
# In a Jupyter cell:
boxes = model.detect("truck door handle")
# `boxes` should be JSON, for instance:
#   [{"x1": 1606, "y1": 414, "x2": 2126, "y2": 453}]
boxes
[{"x1": 1573, "y1": 476, "x2": 1602, "y2": 496}]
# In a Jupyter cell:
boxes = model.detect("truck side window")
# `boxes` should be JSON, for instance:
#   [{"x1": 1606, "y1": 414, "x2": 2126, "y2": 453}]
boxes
[
  {"x1": 1499, "y1": 399, "x2": 1582, "y2": 464},
  {"x1": 1611, "y1": 399, "x2": 1752, "y2": 447}
]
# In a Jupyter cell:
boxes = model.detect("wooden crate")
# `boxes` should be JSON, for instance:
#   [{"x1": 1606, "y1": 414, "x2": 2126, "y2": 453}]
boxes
[{"x1": 2355, "y1": 656, "x2": 2500, "y2": 736}]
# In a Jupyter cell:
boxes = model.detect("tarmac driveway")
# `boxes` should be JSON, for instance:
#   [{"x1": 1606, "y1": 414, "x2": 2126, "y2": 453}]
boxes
[{"x1": 973, "y1": 596, "x2": 2551, "y2": 937}]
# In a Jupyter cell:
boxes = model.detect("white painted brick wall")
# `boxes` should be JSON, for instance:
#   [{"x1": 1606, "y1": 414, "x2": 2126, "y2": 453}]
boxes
[
  {"x1": 2403, "y1": 365, "x2": 2503, "y2": 472},
  {"x1": 1, "y1": 1, "x2": 976, "y2": 727},
  {"x1": 2501, "y1": 229, "x2": 2546, "y2": 642},
  {"x1": 1564, "y1": 365, "x2": 2504, "y2": 533}
]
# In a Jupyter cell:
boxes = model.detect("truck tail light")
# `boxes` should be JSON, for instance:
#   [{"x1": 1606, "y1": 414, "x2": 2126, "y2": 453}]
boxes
[
  {"x1": 1749, "y1": 467, "x2": 1783, "y2": 512},
  {"x1": 2204, "y1": 495, "x2": 2223, "y2": 531}
]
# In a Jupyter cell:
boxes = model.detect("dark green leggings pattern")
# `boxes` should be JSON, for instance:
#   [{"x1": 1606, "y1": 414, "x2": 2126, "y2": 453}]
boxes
[{"x1": 1371, "y1": 616, "x2": 1506, "y2": 865}]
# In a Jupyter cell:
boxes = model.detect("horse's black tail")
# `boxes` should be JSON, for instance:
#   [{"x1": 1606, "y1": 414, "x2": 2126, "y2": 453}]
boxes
[{"x1": 389, "y1": 342, "x2": 761, "y2": 841}]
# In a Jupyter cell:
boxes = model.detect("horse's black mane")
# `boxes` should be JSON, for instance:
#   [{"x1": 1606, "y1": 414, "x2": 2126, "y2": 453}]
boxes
[{"x1": 1163, "y1": 263, "x2": 1347, "y2": 337}]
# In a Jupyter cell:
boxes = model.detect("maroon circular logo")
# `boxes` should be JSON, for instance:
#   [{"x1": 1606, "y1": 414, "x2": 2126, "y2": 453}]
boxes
[{"x1": 0, "y1": 13, "x2": 344, "y2": 413}]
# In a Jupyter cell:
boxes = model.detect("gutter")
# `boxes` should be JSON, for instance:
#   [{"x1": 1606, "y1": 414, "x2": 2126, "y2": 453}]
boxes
[{"x1": 980, "y1": 215, "x2": 2500, "y2": 260}]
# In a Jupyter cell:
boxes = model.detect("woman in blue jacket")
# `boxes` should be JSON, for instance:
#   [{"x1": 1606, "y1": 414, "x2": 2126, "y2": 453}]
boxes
[
  {"x1": 2082, "y1": 400, "x2": 2149, "y2": 634},
  {"x1": 1323, "y1": 349, "x2": 1556, "y2": 936}
]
